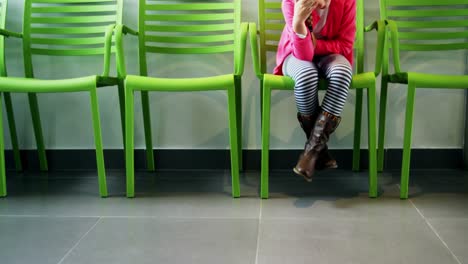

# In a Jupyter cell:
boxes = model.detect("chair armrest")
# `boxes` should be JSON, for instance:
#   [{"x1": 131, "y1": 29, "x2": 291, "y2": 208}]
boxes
[
  {"x1": 121, "y1": 25, "x2": 139, "y2": 36},
  {"x1": 364, "y1": 20, "x2": 387, "y2": 76},
  {"x1": 102, "y1": 24, "x2": 117, "y2": 77},
  {"x1": 384, "y1": 19, "x2": 402, "y2": 74},
  {"x1": 114, "y1": 25, "x2": 139, "y2": 78},
  {"x1": 248, "y1": 22, "x2": 263, "y2": 79},
  {"x1": 0, "y1": 28, "x2": 22, "y2": 38},
  {"x1": 234, "y1": 22, "x2": 249, "y2": 76}
]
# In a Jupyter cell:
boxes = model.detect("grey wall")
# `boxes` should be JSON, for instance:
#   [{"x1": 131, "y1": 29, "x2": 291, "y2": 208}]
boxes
[{"x1": 1, "y1": 0, "x2": 466, "y2": 150}]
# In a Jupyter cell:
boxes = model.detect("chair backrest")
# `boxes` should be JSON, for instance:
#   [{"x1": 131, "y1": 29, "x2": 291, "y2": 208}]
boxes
[
  {"x1": 380, "y1": 0, "x2": 468, "y2": 52},
  {"x1": 137, "y1": 0, "x2": 241, "y2": 76},
  {"x1": 257, "y1": 0, "x2": 366, "y2": 73},
  {"x1": 0, "y1": 0, "x2": 7, "y2": 76},
  {"x1": 23, "y1": 0, "x2": 123, "y2": 77}
]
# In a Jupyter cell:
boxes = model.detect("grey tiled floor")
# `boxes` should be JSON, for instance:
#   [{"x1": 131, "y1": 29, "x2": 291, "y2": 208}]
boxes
[{"x1": 0, "y1": 169, "x2": 467, "y2": 264}]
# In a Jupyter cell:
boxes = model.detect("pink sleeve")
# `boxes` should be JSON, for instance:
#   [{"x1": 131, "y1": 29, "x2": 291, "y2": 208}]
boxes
[
  {"x1": 282, "y1": 0, "x2": 314, "y2": 61},
  {"x1": 314, "y1": 0, "x2": 356, "y2": 56}
]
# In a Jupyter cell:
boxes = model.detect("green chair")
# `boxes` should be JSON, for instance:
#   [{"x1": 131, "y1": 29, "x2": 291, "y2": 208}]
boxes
[
  {"x1": 0, "y1": 0, "x2": 125, "y2": 197},
  {"x1": 377, "y1": 0, "x2": 468, "y2": 199},
  {"x1": 0, "y1": 0, "x2": 23, "y2": 197},
  {"x1": 250, "y1": 0, "x2": 386, "y2": 198},
  {"x1": 115, "y1": 0, "x2": 248, "y2": 198}
]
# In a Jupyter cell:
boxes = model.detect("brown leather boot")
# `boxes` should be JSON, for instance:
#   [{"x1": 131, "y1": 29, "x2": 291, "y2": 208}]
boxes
[
  {"x1": 297, "y1": 112, "x2": 317, "y2": 139},
  {"x1": 294, "y1": 110, "x2": 341, "y2": 181},
  {"x1": 297, "y1": 112, "x2": 338, "y2": 171},
  {"x1": 316, "y1": 145, "x2": 338, "y2": 170}
]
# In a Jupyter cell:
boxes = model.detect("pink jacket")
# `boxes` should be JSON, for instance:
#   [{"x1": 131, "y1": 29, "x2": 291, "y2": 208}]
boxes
[{"x1": 274, "y1": 0, "x2": 356, "y2": 75}]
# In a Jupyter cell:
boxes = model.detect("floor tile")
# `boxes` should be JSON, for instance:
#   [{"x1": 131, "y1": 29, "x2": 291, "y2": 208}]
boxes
[
  {"x1": 0, "y1": 171, "x2": 260, "y2": 218},
  {"x1": 1, "y1": 169, "x2": 466, "y2": 263},
  {"x1": 262, "y1": 172, "x2": 418, "y2": 220},
  {"x1": 427, "y1": 218, "x2": 468, "y2": 264},
  {"x1": 267, "y1": 170, "x2": 395, "y2": 197},
  {"x1": 258, "y1": 218, "x2": 458, "y2": 264},
  {"x1": 410, "y1": 193, "x2": 468, "y2": 218},
  {"x1": 406, "y1": 170, "x2": 468, "y2": 218},
  {"x1": 0, "y1": 216, "x2": 98, "y2": 264},
  {"x1": 61, "y1": 218, "x2": 258, "y2": 264}
]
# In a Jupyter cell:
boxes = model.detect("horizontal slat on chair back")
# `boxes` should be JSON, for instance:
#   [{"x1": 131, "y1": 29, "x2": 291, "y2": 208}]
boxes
[
  {"x1": 141, "y1": 0, "x2": 238, "y2": 55},
  {"x1": 24, "y1": 0, "x2": 121, "y2": 56},
  {"x1": 384, "y1": 0, "x2": 468, "y2": 51},
  {"x1": 259, "y1": 1, "x2": 282, "y2": 55}
]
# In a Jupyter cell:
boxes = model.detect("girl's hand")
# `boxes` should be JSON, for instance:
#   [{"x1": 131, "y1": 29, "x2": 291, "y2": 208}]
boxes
[
  {"x1": 315, "y1": 0, "x2": 327, "y2": 9},
  {"x1": 293, "y1": 0, "x2": 317, "y2": 35},
  {"x1": 294, "y1": 0, "x2": 317, "y2": 23}
]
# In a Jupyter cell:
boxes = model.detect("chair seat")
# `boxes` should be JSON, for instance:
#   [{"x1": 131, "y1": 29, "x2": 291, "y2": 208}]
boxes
[
  {"x1": 262, "y1": 74, "x2": 295, "y2": 90},
  {"x1": 0, "y1": 75, "x2": 118, "y2": 93},
  {"x1": 125, "y1": 74, "x2": 235, "y2": 92},
  {"x1": 351, "y1": 72, "x2": 377, "y2": 88},
  {"x1": 263, "y1": 72, "x2": 376, "y2": 91},
  {"x1": 389, "y1": 72, "x2": 468, "y2": 89}
]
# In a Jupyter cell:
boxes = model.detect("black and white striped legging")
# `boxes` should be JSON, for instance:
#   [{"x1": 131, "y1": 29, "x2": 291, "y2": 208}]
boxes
[{"x1": 283, "y1": 54, "x2": 353, "y2": 116}]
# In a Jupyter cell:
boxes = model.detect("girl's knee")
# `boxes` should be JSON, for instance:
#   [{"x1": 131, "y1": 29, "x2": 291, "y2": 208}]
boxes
[
  {"x1": 328, "y1": 64, "x2": 353, "y2": 80},
  {"x1": 295, "y1": 68, "x2": 319, "y2": 82}
]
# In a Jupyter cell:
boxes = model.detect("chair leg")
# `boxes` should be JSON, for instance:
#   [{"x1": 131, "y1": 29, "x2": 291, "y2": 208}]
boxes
[
  {"x1": 260, "y1": 81, "x2": 271, "y2": 199},
  {"x1": 378, "y1": 77, "x2": 389, "y2": 172},
  {"x1": 234, "y1": 76, "x2": 243, "y2": 171},
  {"x1": 118, "y1": 82, "x2": 126, "y2": 150},
  {"x1": 227, "y1": 85, "x2": 240, "y2": 198},
  {"x1": 4, "y1": 92, "x2": 22, "y2": 172},
  {"x1": 126, "y1": 87, "x2": 135, "y2": 198},
  {"x1": 0, "y1": 93, "x2": 6, "y2": 197},
  {"x1": 89, "y1": 88, "x2": 107, "y2": 198},
  {"x1": 141, "y1": 91, "x2": 155, "y2": 171},
  {"x1": 367, "y1": 85, "x2": 378, "y2": 198},
  {"x1": 28, "y1": 93, "x2": 47, "y2": 171},
  {"x1": 352, "y1": 89, "x2": 363, "y2": 171},
  {"x1": 400, "y1": 82, "x2": 416, "y2": 199}
]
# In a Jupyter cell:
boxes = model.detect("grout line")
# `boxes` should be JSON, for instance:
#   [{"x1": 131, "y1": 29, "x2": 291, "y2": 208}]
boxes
[
  {"x1": 0, "y1": 214, "x2": 408, "y2": 221},
  {"x1": 0, "y1": 214, "x2": 259, "y2": 220},
  {"x1": 56, "y1": 217, "x2": 102, "y2": 264},
  {"x1": 409, "y1": 200, "x2": 462, "y2": 264},
  {"x1": 254, "y1": 200, "x2": 263, "y2": 264},
  {"x1": 98, "y1": 215, "x2": 260, "y2": 220},
  {"x1": 397, "y1": 185, "x2": 462, "y2": 264},
  {"x1": 0, "y1": 214, "x2": 47, "y2": 218}
]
